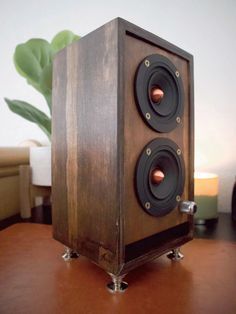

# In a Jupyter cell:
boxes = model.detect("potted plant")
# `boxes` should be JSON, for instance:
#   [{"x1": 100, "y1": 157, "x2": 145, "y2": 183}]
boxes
[{"x1": 4, "y1": 30, "x2": 80, "y2": 186}]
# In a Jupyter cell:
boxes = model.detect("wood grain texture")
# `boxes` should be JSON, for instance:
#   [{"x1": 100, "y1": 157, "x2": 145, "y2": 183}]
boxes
[
  {"x1": 65, "y1": 44, "x2": 79, "y2": 247},
  {"x1": 122, "y1": 33, "x2": 192, "y2": 245},
  {"x1": 52, "y1": 18, "x2": 194, "y2": 275},
  {"x1": 52, "y1": 49, "x2": 69, "y2": 246},
  {"x1": 53, "y1": 19, "x2": 120, "y2": 273},
  {"x1": 75, "y1": 20, "x2": 119, "y2": 274}
]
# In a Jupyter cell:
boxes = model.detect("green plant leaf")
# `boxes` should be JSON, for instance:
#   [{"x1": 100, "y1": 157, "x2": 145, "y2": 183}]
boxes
[
  {"x1": 6, "y1": 29, "x2": 80, "y2": 139},
  {"x1": 4, "y1": 98, "x2": 51, "y2": 140},
  {"x1": 39, "y1": 63, "x2": 52, "y2": 112},
  {"x1": 51, "y1": 30, "x2": 80, "y2": 55},
  {"x1": 14, "y1": 39, "x2": 52, "y2": 111}
]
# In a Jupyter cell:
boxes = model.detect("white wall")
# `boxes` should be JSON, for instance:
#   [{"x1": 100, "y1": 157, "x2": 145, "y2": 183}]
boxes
[{"x1": 1, "y1": 0, "x2": 236, "y2": 212}]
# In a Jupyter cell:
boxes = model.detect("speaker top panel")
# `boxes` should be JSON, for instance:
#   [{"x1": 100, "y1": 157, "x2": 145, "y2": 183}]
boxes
[{"x1": 135, "y1": 54, "x2": 184, "y2": 133}]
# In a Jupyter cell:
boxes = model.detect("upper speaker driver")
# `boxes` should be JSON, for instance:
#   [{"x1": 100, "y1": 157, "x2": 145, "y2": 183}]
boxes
[{"x1": 135, "y1": 54, "x2": 184, "y2": 133}]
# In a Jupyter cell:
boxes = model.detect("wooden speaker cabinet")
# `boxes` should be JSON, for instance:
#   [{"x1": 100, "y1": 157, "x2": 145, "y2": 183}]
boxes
[{"x1": 52, "y1": 18, "x2": 196, "y2": 292}]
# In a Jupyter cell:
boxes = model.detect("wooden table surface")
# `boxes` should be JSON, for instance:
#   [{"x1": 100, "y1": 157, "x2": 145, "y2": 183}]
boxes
[{"x1": 0, "y1": 223, "x2": 236, "y2": 314}]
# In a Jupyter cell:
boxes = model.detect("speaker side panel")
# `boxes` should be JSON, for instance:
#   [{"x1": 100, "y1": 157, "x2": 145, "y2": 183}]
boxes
[
  {"x1": 52, "y1": 50, "x2": 69, "y2": 246},
  {"x1": 52, "y1": 20, "x2": 121, "y2": 274},
  {"x1": 123, "y1": 33, "x2": 192, "y2": 246}
]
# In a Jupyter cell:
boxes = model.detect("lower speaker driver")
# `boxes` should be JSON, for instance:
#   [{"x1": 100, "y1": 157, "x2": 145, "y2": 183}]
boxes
[{"x1": 135, "y1": 138, "x2": 185, "y2": 217}]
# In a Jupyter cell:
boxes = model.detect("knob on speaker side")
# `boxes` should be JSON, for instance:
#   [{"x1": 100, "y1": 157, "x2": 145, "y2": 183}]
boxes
[{"x1": 179, "y1": 201, "x2": 197, "y2": 215}]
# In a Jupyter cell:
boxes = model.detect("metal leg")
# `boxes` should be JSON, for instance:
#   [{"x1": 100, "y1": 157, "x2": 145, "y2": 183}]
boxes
[
  {"x1": 107, "y1": 273, "x2": 128, "y2": 293},
  {"x1": 62, "y1": 246, "x2": 80, "y2": 261},
  {"x1": 167, "y1": 247, "x2": 184, "y2": 261}
]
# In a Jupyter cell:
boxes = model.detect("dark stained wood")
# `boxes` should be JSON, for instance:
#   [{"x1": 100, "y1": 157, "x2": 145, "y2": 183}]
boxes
[
  {"x1": 52, "y1": 49, "x2": 69, "y2": 247},
  {"x1": 52, "y1": 17, "x2": 194, "y2": 276},
  {"x1": 65, "y1": 44, "x2": 79, "y2": 250},
  {"x1": 74, "y1": 20, "x2": 120, "y2": 274},
  {"x1": 122, "y1": 33, "x2": 192, "y2": 245},
  {"x1": 189, "y1": 56, "x2": 195, "y2": 199},
  {"x1": 121, "y1": 17, "x2": 193, "y2": 62},
  {"x1": 122, "y1": 234, "x2": 192, "y2": 275},
  {"x1": 125, "y1": 222, "x2": 190, "y2": 261},
  {"x1": 53, "y1": 19, "x2": 120, "y2": 274}
]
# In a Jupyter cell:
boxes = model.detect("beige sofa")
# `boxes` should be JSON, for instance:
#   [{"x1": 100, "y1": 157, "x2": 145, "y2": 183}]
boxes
[{"x1": 0, "y1": 147, "x2": 29, "y2": 221}]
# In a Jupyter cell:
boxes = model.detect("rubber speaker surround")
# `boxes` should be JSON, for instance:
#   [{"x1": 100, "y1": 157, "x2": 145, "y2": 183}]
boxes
[
  {"x1": 135, "y1": 54, "x2": 184, "y2": 133},
  {"x1": 135, "y1": 138, "x2": 185, "y2": 217}
]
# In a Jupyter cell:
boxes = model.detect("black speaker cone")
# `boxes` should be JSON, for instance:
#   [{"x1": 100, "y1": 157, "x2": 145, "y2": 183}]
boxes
[
  {"x1": 135, "y1": 54, "x2": 184, "y2": 133},
  {"x1": 136, "y1": 138, "x2": 185, "y2": 216}
]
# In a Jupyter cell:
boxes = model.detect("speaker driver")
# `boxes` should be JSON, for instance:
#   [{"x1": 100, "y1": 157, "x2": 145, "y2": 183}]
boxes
[
  {"x1": 135, "y1": 54, "x2": 184, "y2": 133},
  {"x1": 136, "y1": 138, "x2": 185, "y2": 216}
]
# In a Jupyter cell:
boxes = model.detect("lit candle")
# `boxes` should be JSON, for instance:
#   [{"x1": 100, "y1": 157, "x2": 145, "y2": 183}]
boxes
[{"x1": 194, "y1": 172, "x2": 219, "y2": 224}]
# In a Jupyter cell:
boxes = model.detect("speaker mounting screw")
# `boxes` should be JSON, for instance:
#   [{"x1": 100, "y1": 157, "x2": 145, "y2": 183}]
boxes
[
  {"x1": 176, "y1": 116, "x2": 181, "y2": 124},
  {"x1": 144, "y1": 59, "x2": 150, "y2": 67},
  {"x1": 175, "y1": 71, "x2": 180, "y2": 77},
  {"x1": 176, "y1": 195, "x2": 181, "y2": 202},
  {"x1": 145, "y1": 112, "x2": 151, "y2": 120},
  {"x1": 145, "y1": 202, "x2": 151, "y2": 209},
  {"x1": 177, "y1": 148, "x2": 181, "y2": 155},
  {"x1": 146, "y1": 148, "x2": 152, "y2": 156}
]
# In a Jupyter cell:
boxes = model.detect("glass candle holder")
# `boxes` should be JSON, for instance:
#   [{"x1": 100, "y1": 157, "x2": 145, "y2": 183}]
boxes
[{"x1": 194, "y1": 172, "x2": 219, "y2": 224}]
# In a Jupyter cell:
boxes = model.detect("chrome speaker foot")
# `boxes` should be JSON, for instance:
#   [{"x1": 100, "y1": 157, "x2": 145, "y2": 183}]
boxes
[
  {"x1": 107, "y1": 273, "x2": 128, "y2": 293},
  {"x1": 167, "y1": 247, "x2": 184, "y2": 261},
  {"x1": 62, "y1": 246, "x2": 80, "y2": 261}
]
